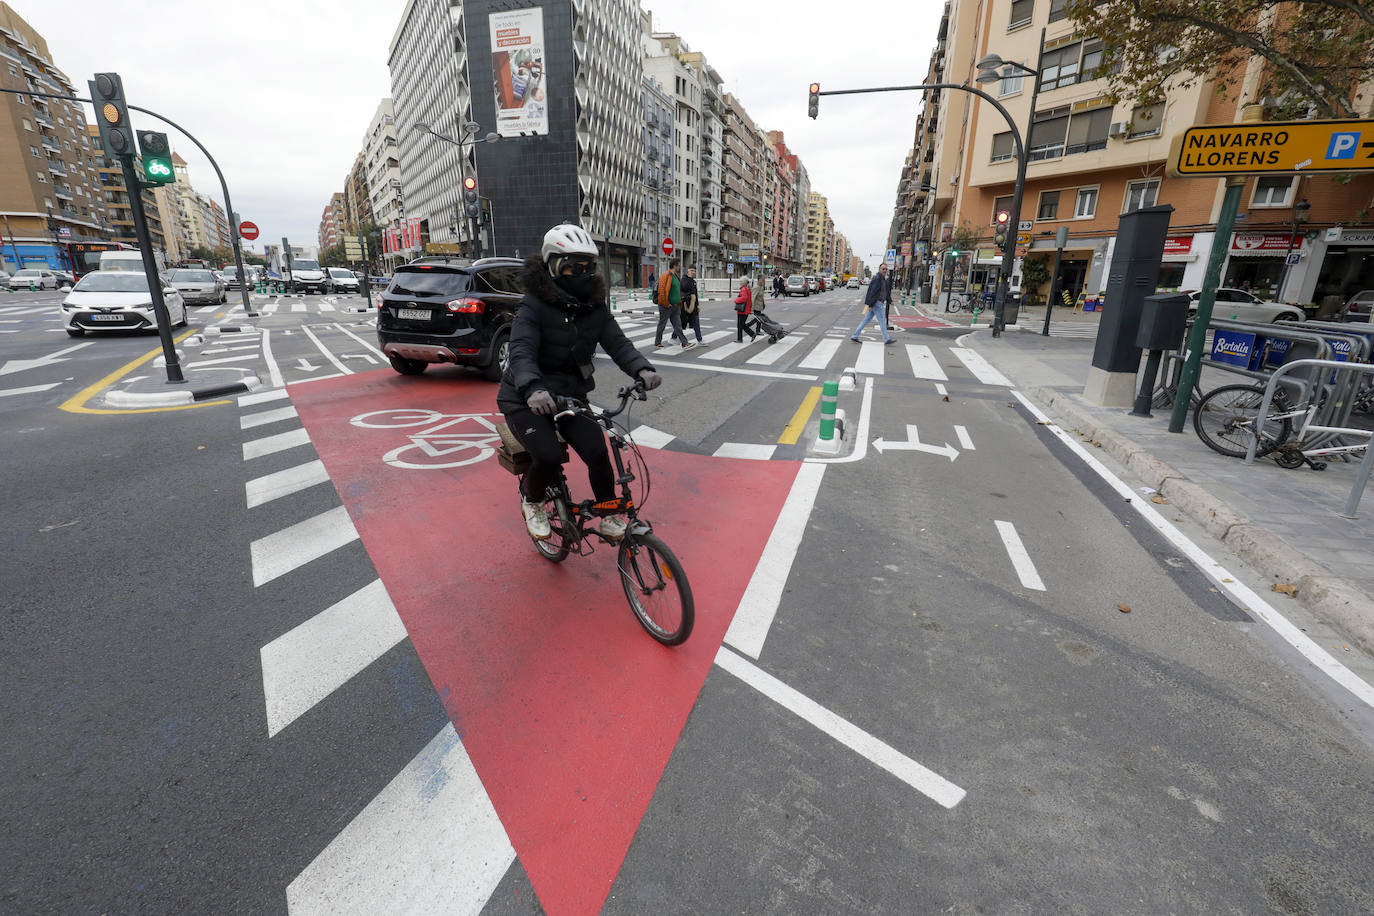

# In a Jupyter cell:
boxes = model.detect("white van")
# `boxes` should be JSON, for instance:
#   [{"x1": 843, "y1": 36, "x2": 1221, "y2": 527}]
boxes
[{"x1": 100, "y1": 249, "x2": 166, "y2": 274}]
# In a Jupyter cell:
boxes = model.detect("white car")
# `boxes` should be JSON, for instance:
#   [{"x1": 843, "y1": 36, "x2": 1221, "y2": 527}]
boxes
[
  {"x1": 1186, "y1": 288, "x2": 1304, "y2": 324},
  {"x1": 8, "y1": 268, "x2": 61, "y2": 290},
  {"x1": 61, "y1": 270, "x2": 187, "y2": 337},
  {"x1": 805, "y1": 276, "x2": 819, "y2": 293},
  {"x1": 326, "y1": 267, "x2": 360, "y2": 294},
  {"x1": 847, "y1": 277, "x2": 861, "y2": 289}
]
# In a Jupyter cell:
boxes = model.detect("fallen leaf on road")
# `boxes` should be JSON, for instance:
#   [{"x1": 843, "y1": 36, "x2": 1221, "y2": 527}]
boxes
[
  {"x1": 942, "y1": 395, "x2": 950, "y2": 402},
  {"x1": 1092, "y1": 440, "x2": 1102, "y2": 447},
  {"x1": 1271, "y1": 583, "x2": 1299, "y2": 598},
  {"x1": 197, "y1": 445, "x2": 206, "y2": 451},
  {"x1": 1150, "y1": 495, "x2": 1168, "y2": 504},
  {"x1": 1117, "y1": 603, "x2": 1132, "y2": 613}
]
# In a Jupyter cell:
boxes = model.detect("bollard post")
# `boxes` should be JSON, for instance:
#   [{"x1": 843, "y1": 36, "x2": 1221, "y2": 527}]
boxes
[
  {"x1": 819, "y1": 380, "x2": 839, "y2": 441},
  {"x1": 611, "y1": 294, "x2": 617, "y2": 311}
]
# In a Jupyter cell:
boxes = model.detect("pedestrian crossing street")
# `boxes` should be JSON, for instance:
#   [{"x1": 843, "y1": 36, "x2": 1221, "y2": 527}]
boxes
[{"x1": 611, "y1": 313, "x2": 1010, "y2": 384}]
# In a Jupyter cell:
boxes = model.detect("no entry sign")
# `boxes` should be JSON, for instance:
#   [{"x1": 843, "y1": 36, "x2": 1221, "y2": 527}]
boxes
[
  {"x1": 661, "y1": 237, "x2": 674, "y2": 256},
  {"x1": 239, "y1": 221, "x2": 259, "y2": 241}
]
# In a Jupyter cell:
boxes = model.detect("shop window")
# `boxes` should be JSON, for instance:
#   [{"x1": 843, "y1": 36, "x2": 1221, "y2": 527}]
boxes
[
  {"x1": 1251, "y1": 177, "x2": 1293, "y2": 207},
  {"x1": 1075, "y1": 187, "x2": 1098, "y2": 218},
  {"x1": 1029, "y1": 107, "x2": 1070, "y2": 159},
  {"x1": 1157, "y1": 262, "x2": 1186, "y2": 289},
  {"x1": 1065, "y1": 108, "x2": 1111, "y2": 154},
  {"x1": 1037, "y1": 190, "x2": 1061, "y2": 220},
  {"x1": 1009, "y1": 0, "x2": 1034, "y2": 29},
  {"x1": 1127, "y1": 102, "x2": 1164, "y2": 138},
  {"x1": 1124, "y1": 179, "x2": 1160, "y2": 212},
  {"x1": 990, "y1": 131, "x2": 1014, "y2": 163}
]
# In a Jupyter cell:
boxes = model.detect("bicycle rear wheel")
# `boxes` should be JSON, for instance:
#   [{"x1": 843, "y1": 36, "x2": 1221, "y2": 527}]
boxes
[
  {"x1": 1192, "y1": 384, "x2": 1292, "y2": 458},
  {"x1": 617, "y1": 531, "x2": 693, "y2": 645},
  {"x1": 533, "y1": 496, "x2": 574, "y2": 563}
]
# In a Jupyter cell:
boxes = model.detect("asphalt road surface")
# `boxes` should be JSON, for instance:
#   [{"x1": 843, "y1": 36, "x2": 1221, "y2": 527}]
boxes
[{"x1": 3, "y1": 286, "x2": 1372, "y2": 914}]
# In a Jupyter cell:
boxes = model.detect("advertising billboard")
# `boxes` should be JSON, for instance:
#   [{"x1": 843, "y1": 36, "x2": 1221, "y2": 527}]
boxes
[{"x1": 490, "y1": 8, "x2": 548, "y2": 138}]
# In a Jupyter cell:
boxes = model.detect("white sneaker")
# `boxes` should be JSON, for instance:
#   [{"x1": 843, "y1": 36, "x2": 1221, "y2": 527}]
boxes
[
  {"x1": 598, "y1": 515, "x2": 627, "y2": 541},
  {"x1": 522, "y1": 497, "x2": 552, "y2": 539},
  {"x1": 682, "y1": 341, "x2": 697, "y2": 351}
]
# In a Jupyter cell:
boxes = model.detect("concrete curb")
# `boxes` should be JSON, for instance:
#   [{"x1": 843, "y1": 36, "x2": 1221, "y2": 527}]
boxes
[
  {"x1": 103, "y1": 375, "x2": 262, "y2": 408},
  {"x1": 1008, "y1": 381, "x2": 1374, "y2": 655}
]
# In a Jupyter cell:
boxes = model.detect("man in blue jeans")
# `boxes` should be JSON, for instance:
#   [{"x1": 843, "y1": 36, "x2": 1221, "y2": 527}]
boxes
[{"x1": 852, "y1": 263, "x2": 894, "y2": 344}]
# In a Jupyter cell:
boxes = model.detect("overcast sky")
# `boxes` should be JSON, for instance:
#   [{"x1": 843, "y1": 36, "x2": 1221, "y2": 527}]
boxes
[{"x1": 21, "y1": 0, "x2": 938, "y2": 269}]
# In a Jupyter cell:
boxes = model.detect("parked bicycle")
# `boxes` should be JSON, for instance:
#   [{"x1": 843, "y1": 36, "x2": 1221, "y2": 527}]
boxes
[
  {"x1": 495, "y1": 381, "x2": 694, "y2": 645},
  {"x1": 1192, "y1": 383, "x2": 1369, "y2": 469},
  {"x1": 945, "y1": 293, "x2": 971, "y2": 313}
]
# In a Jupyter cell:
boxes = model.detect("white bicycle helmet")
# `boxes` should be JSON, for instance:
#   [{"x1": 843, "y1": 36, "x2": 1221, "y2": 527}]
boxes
[{"x1": 542, "y1": 224, "x2": 599, "y2": 274}]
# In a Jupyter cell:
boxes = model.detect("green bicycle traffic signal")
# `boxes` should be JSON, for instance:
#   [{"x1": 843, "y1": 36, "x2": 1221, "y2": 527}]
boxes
[{"x1": 137, "y1": 130, "x2": 175, "y2": 186}]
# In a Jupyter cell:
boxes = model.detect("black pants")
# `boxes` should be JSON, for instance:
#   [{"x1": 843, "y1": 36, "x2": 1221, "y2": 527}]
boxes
[
  {"x1": 682, "y1": 304, "x2": 702, "y2": 341},
  {"x1": 736, "y1": 311, "x2": 757, "y2": 342},
  {"x1": 505, "y1": 406, "x2": 616, "y2": 503}
]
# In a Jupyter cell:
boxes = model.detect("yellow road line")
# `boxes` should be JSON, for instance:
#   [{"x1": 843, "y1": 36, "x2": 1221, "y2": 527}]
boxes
[
  {"x1": 59, "y1": 329, "x2": 230, "y2": 415},
  {"x1": 778, "y1": 385, "x2": 823, "y2": 445}
]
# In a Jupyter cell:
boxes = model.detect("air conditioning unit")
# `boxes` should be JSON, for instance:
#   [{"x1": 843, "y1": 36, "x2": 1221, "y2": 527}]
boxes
[{"x1": 1108, "y1": 121, "x2": 1129, "y2": 138}]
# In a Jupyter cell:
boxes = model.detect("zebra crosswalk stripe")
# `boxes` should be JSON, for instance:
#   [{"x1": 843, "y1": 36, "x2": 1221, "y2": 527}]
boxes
[
  {"x1": 745, "y1": 335, "x2": 802, "y2": 366},
  {"x1": 798, "y1": 337, "x2": 841, "y2": 370}
]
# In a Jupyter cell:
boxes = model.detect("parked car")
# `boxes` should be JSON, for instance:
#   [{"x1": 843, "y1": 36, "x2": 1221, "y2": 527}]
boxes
[
  {"x1": 167, "y1": 268, "x2": 226, "y2": 305},
  {"x1": 785, "y1": 275, "x2": 808, "y2": 297},
  {"x1": 847, "y1": 276, "x2": 861, "y2": 289},
  {"x1": 376, "y1": 257, "x2": 523, "y2": 380},
  {"x1": 1339, "y1": 289, "x2": 1374, "y2": 323},
  {"x1": 8, "y1": 268, "x2": 60, "y2": 290},
  {"x1": 326, "y1": 267, "x2": 361, "y2": 294},
  {"x1": 61, "y1": 270, "x2": 187, "y2": 337},
  {"x1": 1185, "y1": 288, "x2": 1304, "y2": 323},
  {"x1": 805, "y1": 276, "x2": 819, "y2": 293}
]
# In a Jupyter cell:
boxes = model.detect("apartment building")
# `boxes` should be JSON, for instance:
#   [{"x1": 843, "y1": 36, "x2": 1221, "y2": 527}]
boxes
[
  {"x1": 642, "y1": 74, "x2": 675, "y2": 284},
  {"x1": 805, "y1": 192, "x2": 830, "y2": 273},
  {"x1": 906, "y1": 0, "x2": 1374, "y2": 309},
  {"x1": 644, "y1": 30, "x2": 702, "y2": 270},
  {"x1": 85, "y1": 124, "x2": 168, "y2": 258},
  {"x1": 364, "y1": 99, "x2": 402, "y2": 236},
  {"x1": 319, "y1": 192, "x2": 346, "y2": 251},
  {"x1": 344, "y1": 150, "x2": 372, "y2": 235},
  {"x1": 721, "y1": 93, "x2": 764, "y2": 275}
]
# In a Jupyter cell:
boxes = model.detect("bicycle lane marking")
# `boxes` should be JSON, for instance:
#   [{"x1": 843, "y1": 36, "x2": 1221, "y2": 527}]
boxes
[{"x1": 286, "y1": 368, "x2": 803, "y2": 916}]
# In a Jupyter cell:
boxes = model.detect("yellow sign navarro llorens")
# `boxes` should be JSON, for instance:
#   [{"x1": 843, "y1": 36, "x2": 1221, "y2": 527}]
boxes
[{"x1": 1168, "y1": 119, "x2": 1374, "y2": 178}]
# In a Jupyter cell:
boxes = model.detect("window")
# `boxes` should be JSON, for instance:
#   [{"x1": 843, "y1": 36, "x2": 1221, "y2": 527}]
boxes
[
  {"x1": 1029, "y1": 107, "x2": 1070, "y2": 159},
  {"x1": 998, "y1": 62, "x2": 1025, "y2": 97},
  {"x1": 1065, "y1": 108, "x2": 1111, "y2": 154},
  {"x1": 36, "y1": 171, "x2": 46, "y2": 183},
  {"x1": 1048, "y1": 0, "x2": 1068, "y2": 22},
  {"x1": 30, "y1": 145, "x2": 39, "y2": 157},
  {"x1": 1252, "y1": 177, "x2": 1294, "y2": 207},
  {"x1": 1009, "y1": 0, "x2": 1033, "y2": 28},
  {"x1": 992, "y1": 196, "x2": 1014, "y2": 223},
  {"x1": 21, "y1": 118, "x2": 32, "y2": 131},
  {"x1": 990, "y1": 131, "x2": 1014, "y2": 162},
  {"x1": 1124, "y1": 179, "x2": 1160, "y2": 212},
  {"x1": 1127, "y1": 102, "x2": 1164, "y2": 138},
  {"x1": 1075, "y1": 187, "x2": 1098, "y2": 218},
  {"x1": 7, "y1": 64, "x2": 16, "y2": 75},
  {"x1": 1037, "y1": 190, "x2": 1061, "y2": 220},
  {"x1": 1040, "y1": 42, "x2": 1080, "y2": 91}
]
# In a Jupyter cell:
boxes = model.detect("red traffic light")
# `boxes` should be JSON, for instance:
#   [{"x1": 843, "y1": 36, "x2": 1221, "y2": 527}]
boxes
[
  {"x1": 463, "y1": 176, "x2": 477, "y2": 191},
  {"x1": 995, "y1": 209, "x2": 1010, "y2": 225}
]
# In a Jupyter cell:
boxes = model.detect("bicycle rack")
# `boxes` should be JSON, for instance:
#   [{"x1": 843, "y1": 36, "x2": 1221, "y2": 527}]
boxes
[{"x1": 1245, "y1": 358, "x2": 1374, "y2": 517}]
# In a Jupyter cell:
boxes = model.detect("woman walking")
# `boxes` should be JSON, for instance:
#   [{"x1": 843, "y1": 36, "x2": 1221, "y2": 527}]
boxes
[{"x1": 734, "y1": 277, "x2": 758, "y2": 342}]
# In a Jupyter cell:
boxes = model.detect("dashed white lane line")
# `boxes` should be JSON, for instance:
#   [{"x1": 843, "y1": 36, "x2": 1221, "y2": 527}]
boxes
[
  {"x1": 935, "y1": 383, "x2": 948, "y2": 397},
  {"x1": 0, "y1": 382, "x2": 61, "y2": 397},
  {"x1": 951, "y1": 347, "x2": 1013, "y2": 386},
  {"x1": 713, "y1": 442, "x2": 777, "y2": 460},
  {"x1": 330, "y1": 322, "x2": 386, "y2": 358},
  {"x1": 905, "y1": 344, "x2": 948, "y2": 381},
  {"x1": 995, "y1": 520, "x2": 1046, "y2": 591},
  {"x1": 246, "y1": 459, "x2": 331, "y2": 508},
  {"x1": 260, "y1": 579, "x2": 408, "y2": 737},
  {"x1": 854, "y1": 340, "x2": 886, "y2": 375},
  {"x1": 243, "y1": 427, "x2": 312, "y2": 461},
  {"x1": 291, "y1": 302, "x2": 307, "y2": 313},
  {"x1": 187, "y1": 353, "x2": 259, "y2": 368},
  {"x1": 798, "y1": 337, "x2": 841, "y2": 370},
  {"x1": 745, "y1": 335, "x2": 803, "y2": 366},
  {"x1": 239, "y1": 387, "x2": 290, "y2": 407},
  {"x1": 724, "y1": 461, "x2": 827, "y2": 658},
  {"x1": 251, "y1": 505, "x2": 359, "y2": 587},
  {"x1": 241, "y1": 405, "x2": 301, "y2": 430},
  {"x1": 954, "y1": 425, "x2": 976, "y2": 450},
  {"x1": 715, "y1": 647, "x2": 965, "y2": 809},
  {"x1": 286, "y1": 723, "x2": 515, "y2": 915}
]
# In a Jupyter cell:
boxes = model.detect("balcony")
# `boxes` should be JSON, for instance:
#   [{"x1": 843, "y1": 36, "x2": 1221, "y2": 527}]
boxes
[
  {"x1": 53, "y1": 186, "x2": 74, "y2": 201},
  {"x1": 40, "y1": 136, "x2": 59, "y2": 151},
  {"x1": 46, "y1": 159, "x2": 67, "y2": 177},
  {"x1": 33, "y1": 110, "x2": 55, "y2": 129}
]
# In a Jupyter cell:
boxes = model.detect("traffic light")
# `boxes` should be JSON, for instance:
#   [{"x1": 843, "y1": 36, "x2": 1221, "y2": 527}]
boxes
[
  {"x1": 138, "y1": 131, "x2": 175, "y2": 185},
  {"x1": 479, "y1": 196, "x2": 492, "y2": 225},
  {"x1": 463, "y1": 176, "x2": 479, "y2": 218},
  {"x1": 807, "y1": 83, "x2": 820, "y2": 119},
  {"x1": 88, "y1": 72, "x2": 132, "y2": 158},
  {"x1": 993, "y1": 209, "x2": 1011, "y2": 249}
]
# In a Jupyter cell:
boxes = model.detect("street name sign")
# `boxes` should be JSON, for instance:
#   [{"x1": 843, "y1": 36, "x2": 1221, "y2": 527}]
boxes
[{"x1": 1168, "y1": 119, "x2": 1374, "y2": 177}]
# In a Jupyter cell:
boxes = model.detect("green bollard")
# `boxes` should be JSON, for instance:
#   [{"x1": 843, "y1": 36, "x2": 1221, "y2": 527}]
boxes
[
  {"x1": 611, "y1": 294, "x2": 617, "y2": 311},
  {"x1": 818, "y1": 380, "x2": 839, "y2": 441}
]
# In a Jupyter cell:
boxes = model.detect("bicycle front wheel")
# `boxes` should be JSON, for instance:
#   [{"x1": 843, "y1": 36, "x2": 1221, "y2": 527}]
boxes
[
  {"x1": 1193, "y1": 384, "x2": 1292, "y2": 458},
  {"x1": 533, "y1": 497, "x2": 574, "y2": 563},
  {"x1": 617, "y1": 532, "x2": 694, "y2": 645}
]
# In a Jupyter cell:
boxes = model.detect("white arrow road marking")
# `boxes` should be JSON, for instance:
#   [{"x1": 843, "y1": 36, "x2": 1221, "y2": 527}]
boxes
[
  {"x1": 0, "y1": 341, "x2": 92, "y2": 376},
  {"x1": 871, "y1": 424, "x2": 959, "y2": 460},
  {"x1": 296, "y1": 359, "x2": 321, "y2": 372},
  {"x1": 0, "y1": 382, "x2": 61, "y2": 398}
]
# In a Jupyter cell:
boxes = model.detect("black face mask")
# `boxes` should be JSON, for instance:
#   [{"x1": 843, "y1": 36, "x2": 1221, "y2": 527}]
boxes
[{"x1": 555, "y1": 274, "x2": 598, "y2": 303}]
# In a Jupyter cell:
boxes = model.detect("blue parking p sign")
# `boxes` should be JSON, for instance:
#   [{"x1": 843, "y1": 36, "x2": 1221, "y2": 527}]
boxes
[{"x1": 1327, "y1": 132, "x2": 1360, "y2": 160}]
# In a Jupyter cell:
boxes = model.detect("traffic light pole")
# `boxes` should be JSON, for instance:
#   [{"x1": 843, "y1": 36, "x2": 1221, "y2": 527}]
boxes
[{"x1": 117, "y1": 155, "x2": 184, "y2": 383}]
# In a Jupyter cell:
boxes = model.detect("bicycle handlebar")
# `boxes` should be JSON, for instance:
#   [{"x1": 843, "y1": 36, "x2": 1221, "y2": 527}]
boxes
[{"x1": 553, "y1": 380, "x2": 646, "y2": 422}]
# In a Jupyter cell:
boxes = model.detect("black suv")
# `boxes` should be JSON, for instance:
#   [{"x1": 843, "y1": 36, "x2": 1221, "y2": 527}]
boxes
[{"x1": 377, "y1": 257, "x2": 524, "y2": 380}]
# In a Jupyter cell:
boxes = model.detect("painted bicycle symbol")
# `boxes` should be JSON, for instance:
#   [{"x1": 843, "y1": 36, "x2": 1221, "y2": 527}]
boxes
[{"x1": 349, "y1": 408, "x2": 504, "y2": 469}]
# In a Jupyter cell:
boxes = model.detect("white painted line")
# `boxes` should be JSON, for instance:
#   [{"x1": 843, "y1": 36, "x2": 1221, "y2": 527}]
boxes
[
  {"x1": 0, "y1": 381, "x2": 61, "y2": 397},
  {"x1": 291, "y1": 301, "x2": 307, "y2": 313},
  {"x1": 745, "y1": 335, "x2": 803, "y2": 366},
  {"x1": 697, "y1": 329, "x2": 735, "y2": 346},
  {"x1": 628, "y1": 424, "x2": 675, "y2": 449},
  {"x1": 596, "y1": 352, "x2": 816, "y2": 382},
  {"x1": 246, "y1": 459, "x2": 330, "y2": 508},
  {"x1": 261, "y1": 579, "x2": 408, "y2": 736},
  {"x1": 1009, "y1": 389, "x2": 1374, "y2": 710},
  {"x1": 187, "y1": 353, "x2": 259, "y2": 368},
  {"x1": 713, "y1": 442, "x2": 777, "y2": 460},
  {"x1": 261, "y1": 302, "x2": 279, "y2": 315},
  {"x1": 854, "y1": 340, "x2": 886, "y2": 375},
  {"x1": 699, "y1": 339, "x2": 752, "y2": 360},
  {"x1": 301, "y1": 325, "x2": 353, "y2": 375},
  {"x1": 330, "y1": 322, "x2": 385, "y2": 358},
  {"x1": 951, "y1": 347, "x2": 1013, "y2": 386},
  {"x1": 935, "y1": 383, "x2": 948, "y2": 397},
  {"x1": 724, "y1": 461, "x2": 827, "y2": 659},
  {"x1": 243, "y1": 427, "x2": 312, "y2": 461},
  {"x1": 715, "y1": 647, "x2": 965, "y2": 808},
  {"x1": 317, "y1": 301, "x2": 336, "y2": 312},
  {"x1": 286, "y1": 723, "x2": 515, "y2": 915},
  {"x1": 251, "y1": 505, "x2": 359, "y2": 587},
  {"x1": 905, "y1": 344, "x2": 948, "y2": 381},
  {"x1": 201, "y1": 344, "x2": 261, "y2": 354},
  {"x1": 995, "y1": 520, "x2": 1046, "y2": 591},
  {"x1": 807, "y1": 377, "x2": 875, "y2": 465},
  {"x1": 798, "y1": 337, "x2": 841, "y2": 370},
  {"x1": 260, "y1": 328, "x2": 284, "y2": 389},
  {"x1": 239, "y1": 387, "x2": 290, "y2": 407},
  {"x1": 954, "y1": 425, "x2": 975, "y2": 450},
  {"x1": 241, "y1": 404, "x2": 300, "y2": 430}
]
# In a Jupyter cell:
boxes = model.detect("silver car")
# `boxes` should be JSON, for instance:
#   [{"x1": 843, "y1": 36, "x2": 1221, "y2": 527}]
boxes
[
  {"x1": 8, "y1": 268, "x2": 60, "y2": 290},
  {"x1": 1186, "y1": 288, "x2": 1304, "y2": 323},
  {"x1": 168, "y1": 269, "x2": 225, "y2": 304}
]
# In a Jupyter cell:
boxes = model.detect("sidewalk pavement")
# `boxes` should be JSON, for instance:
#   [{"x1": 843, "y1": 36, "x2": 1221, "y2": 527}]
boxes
[{"x1": 952, "y1": 318, "x2": 1374, "y2": 655}]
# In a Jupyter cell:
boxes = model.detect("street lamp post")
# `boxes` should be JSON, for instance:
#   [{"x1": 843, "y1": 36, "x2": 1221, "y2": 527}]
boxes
[
  {"x1": 414, "y1": 119, "x2": 498, "y2": 257},
  {"x1": 1279, "y1": 198, "x2": 1310, "y2": 301}
]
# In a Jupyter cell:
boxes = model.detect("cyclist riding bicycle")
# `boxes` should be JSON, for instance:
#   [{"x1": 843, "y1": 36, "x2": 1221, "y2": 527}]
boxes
[{"x1": 497, "y1": 224, "x2": 662, "y2": 542}]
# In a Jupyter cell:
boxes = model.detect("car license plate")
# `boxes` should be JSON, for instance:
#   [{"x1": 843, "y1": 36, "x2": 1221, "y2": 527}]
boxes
[
  {"x1": 397, "y1": 308, "x2": 431, "y2": 320},
  {"x1": 90, "y1": 314, "x2": 123, "y2": 321}
]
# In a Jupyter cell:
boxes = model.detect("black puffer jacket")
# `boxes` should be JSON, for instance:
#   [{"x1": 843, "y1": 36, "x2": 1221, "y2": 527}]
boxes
[{"x1": 496, "y1": 256, "x2": 654, "y2": 412}]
